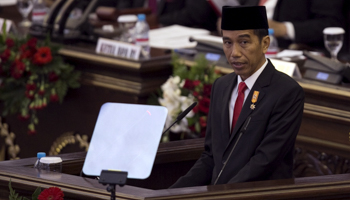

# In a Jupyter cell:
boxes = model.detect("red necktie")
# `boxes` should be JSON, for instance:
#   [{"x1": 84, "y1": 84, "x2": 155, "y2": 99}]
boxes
[
  {"x1": 259, "y1": 0, "x2": 268, "y2": 5},
  {"x1": 231, "y1": 82, "x2": 247, "y2": 133}
]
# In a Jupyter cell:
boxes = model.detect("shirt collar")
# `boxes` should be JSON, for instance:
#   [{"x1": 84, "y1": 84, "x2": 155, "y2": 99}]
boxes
[{"x1": 237, "y1": 59, "x2": 268, "y2": 90}]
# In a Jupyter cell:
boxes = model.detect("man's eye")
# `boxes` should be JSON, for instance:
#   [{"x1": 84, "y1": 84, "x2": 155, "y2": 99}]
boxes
[
  {"x1": 224, "y1": 41, "x2": 231, "y2": 45},
  {"x1": 241, "y1": 41, "x2": 248, "y2": 45}
]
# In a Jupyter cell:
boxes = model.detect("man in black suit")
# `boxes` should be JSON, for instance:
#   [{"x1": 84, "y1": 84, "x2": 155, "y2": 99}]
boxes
[
  {"x1": 171, "y1": 6, "x2": 304, "y2": 188},
  {"x1": 156, "y1": 0, "x2": 218, "y2": 31},
  {"x1": 116, "y1": 0, "x2": 218, "y2": 31},
  {"x1": 239, "y1": 0, "x2": 344, "y2": 49}
]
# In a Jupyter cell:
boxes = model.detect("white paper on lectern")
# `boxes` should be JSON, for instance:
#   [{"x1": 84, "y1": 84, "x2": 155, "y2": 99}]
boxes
[
  {"x1": 82, "y1": 103, "x2": 168, "y2": 179},
  {"x1": 270, "y1": 58, "x2": 302, "y2": 78},
  {"x1": 149, "y1": 25, "x2": 210, "y2": 49}
]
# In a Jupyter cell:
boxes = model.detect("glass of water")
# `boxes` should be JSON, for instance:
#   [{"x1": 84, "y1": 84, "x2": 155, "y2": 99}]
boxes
[
  {"x1": 323, "y1": 27, "x2": 345, "y2": 62},
  {"x1": 17, "y1": 0, "x2": 34, "y2": 27}
]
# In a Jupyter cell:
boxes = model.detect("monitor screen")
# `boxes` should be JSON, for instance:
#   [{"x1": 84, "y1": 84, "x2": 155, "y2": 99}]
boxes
[{"x1": 82, "y1": 103, "x2": 168, "y2": 179}]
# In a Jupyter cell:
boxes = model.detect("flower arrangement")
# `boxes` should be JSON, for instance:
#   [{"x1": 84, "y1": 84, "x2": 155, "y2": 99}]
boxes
[
  {"x1": 9, "y1": 180, "x2": 64, "y2": 200},
  {"x1": 158, "y1": 54, "x2": 221, "y2": 141},
  {"x1": 0, "y1": 21, "x2": 80, "y2": 134}
]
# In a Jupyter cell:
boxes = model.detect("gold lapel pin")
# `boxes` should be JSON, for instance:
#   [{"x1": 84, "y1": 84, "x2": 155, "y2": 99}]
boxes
[{"x1": 250, "y1": 91, "x2": 259, "y2": 110}]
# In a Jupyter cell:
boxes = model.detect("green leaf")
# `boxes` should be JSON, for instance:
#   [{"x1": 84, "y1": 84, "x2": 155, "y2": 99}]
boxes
[
  {"x1": 9, "y1": 179, "x2": 24, "y2": 200},
  {"x1": 2, "y1": 20, "x2": 7, "y2": 40},
  {"x1": 32, "y1": 187, "x2": 41, "y2": 200},
  {"x1": 54, "y1": 80, "x2": 68, "y2": 103}
]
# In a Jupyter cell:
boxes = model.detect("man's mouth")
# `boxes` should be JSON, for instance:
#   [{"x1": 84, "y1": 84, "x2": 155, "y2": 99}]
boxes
[{"x1": 231, "y1": 62, "x2": 246, "y2": 68}]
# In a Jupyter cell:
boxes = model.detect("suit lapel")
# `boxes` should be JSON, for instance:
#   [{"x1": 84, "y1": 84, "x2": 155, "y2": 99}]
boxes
[
  {"x1": 220, "y1": 74, "x2": 237, "y2": 143},
  {"x1": 223, "y1": 60, "x2": 275, "y2": 154}
]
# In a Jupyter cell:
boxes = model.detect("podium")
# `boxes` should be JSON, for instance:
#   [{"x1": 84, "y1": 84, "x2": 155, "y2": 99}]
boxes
[{"x1": 1, "y1": 151, "x2": 350, "y2": 199}]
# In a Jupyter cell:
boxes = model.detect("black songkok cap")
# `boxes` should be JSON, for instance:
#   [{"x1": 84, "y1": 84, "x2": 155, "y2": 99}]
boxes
[{"x1": 221, "y1": 6, "x2": 268, "y2": 30}]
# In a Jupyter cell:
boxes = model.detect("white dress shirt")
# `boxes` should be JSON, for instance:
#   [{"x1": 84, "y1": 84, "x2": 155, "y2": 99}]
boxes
[{"x1": 229, "y1": 59, "x2": 268, "y2": 131}]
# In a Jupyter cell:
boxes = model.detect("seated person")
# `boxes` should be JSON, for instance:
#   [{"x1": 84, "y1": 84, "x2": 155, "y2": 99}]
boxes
[
  {"x1": 117, "y1": 0, "x2": 218, "y2": 31},
  {"x1": 117, "y1": 0, "x2": 145, "y2": 9},
  {"x1": 156, "y1": 0, "x2": 218, "y2": 31},
  {"x1": 171, "y1": 5, "x2": 304, "y2": 188},
  {"x1": 239, "y1": 0, "x2": 345, "y2": 50}
]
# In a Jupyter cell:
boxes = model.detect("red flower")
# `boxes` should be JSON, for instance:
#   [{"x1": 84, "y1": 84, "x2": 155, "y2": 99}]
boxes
[
  {"x1": 18, "y1": 114, "x2": 30, "y2": 121},
  {"x1": 192, "y1": 105, "x2": 199, "y2": 113},
  {"x1": 21, "y1": 49, "x2": 36, "y2": 59},
  {"x1": 203, "y1": 84, "x2": 212, "y2": 97},
  {"x1": 29, "y1": 102, "x2": 35, "y2": 110},
  {"x1": 6, "y1": 38, "x2": 15, "y2": 48},
  {"x1": 25, "y1": 90, "x2": 35, "y2": 99},
  {"x1": 20, "y1": 43, "x2": 28, "y2": 52},
  {"x1": 199, "y1": 116, "x2": 207, "y2": 128},
  {"x1": 198, "y1": 97, "x2": 210, "y2": 114},
  {"x1": 48, "y1": 72, "x2": 59, "y2": 82},
  {"x1": 33, "y1": 47, "x2": 52, "y2": 65},
  {"x1": 183, "y1": 79, "x2": 194, "y2": 90},
  {"x1": 27, "y1": 129, "x2": 37, "y2": 135},
  {"x1": 11, "y1": 60, "x2": 26, "y2": 79},
  {"x1": 27, "y1": 38, "x2": 38, "y2": 49},
  {"x1": 38, "y1": 187, "x2": 64, "y2": 200},
  {"x1": 42, "y1": 98, "x2": 47, "y2": 108},
  {"x1": 193, "y1": 80, "x2": 201, "y2": 86},
  {"x1": 26, "y1": 83, "x2": 36, "y2": 91},
  {"x1": 38, "y1": 89, "x2": 45, "y2": 96},
  {"x1": 0, "y1": 49, "x2": 11, "y2": 62},
  {"x1": 50, "y1": 94, "x2": 59, "y2": 102}
]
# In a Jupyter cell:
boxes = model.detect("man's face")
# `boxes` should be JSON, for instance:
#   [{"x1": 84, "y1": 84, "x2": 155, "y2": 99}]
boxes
[{"x1": 222, "y1": 29, "x2": 269, "y2": 81}]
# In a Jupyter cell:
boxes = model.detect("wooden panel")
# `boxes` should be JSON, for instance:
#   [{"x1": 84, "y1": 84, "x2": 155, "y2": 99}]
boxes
[{"x1": 2, "y1": 152, "x2": 350, "y2": 200}]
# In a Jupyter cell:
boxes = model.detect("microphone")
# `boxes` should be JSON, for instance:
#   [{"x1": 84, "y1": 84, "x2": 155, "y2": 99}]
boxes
[
  {"x1": 162, "y1": 102, "x2": 197, "y2": 134},
  {"x1": 213, "y1": 116, "x2": 252, "y2": 185}
]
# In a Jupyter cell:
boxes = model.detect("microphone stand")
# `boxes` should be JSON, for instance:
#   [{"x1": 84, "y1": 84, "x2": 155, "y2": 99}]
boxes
[
  {"x1": 213, "y1": 116, "x2": 252, "y2": 185},
  {"x1": 162, "y1": 102, "x2": 197, "y2": 134}
]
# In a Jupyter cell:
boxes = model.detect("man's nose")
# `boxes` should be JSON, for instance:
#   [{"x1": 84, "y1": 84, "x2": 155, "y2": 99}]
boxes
[{"x1": 230, "y1": 44, "x2": 241, "y2": 58}]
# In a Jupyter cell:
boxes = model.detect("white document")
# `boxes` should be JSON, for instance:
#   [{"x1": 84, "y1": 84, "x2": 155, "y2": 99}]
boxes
[
  {"x1": 191, "y1": 34, "x2": 223, "y2": 49},
  {"x1": 96, "y1": 38, "x2": 141, "y2": 60},
  {"x1": 0, "y1": 0, "x2": 16, "y2": 6},
  {"x1": 270, "y1": 58, "x2": 302, "y2": 78},
  {"x1": 149, "y1": 25, "x2": 210, "y2": 49}
]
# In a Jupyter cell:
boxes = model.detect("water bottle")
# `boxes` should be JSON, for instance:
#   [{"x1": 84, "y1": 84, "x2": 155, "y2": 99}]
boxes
[
  {"x1": 266, "y1": 28, "x2": 279, "y2": 58},
  {"x1": 31, "y1": 0, "x2": 49, "y2": 26},
  {"x1": 34, "y1": 152, "x2": 46, "y2": 169},
  {"x1": 117, "y1": 14, "x2": 137, "y2": 44},
  {"x1": 135, "y1": 14, "x2": 150, "y2": 58}
]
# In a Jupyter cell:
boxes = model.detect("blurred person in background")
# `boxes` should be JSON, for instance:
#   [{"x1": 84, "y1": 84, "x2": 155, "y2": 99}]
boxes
[
  {"x1": 218, "y1": 0, "x2": 345, "y2": 51},
  {"x1": 117, "y1": 0, "x2": 219, "y2": 31}
]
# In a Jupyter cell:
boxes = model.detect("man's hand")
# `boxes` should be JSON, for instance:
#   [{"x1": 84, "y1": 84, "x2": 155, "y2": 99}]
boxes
[{"x1": 268, "y1": 20, "x2": 287, "y2": 38}]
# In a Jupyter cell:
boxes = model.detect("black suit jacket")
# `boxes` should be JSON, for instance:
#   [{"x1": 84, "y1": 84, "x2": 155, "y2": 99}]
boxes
[
  {"x1": 171, "y1": 60, "x2": 304, "y2": 187},
  {"x1": 157, "y1": 0, "x2": 218, "y2": 31},
  {"x1": 117, "y1": 0, "x2": 145, "y2": 9},
  {"x1": 240, "y1": 0, "x2": 344, "y2": 49}
]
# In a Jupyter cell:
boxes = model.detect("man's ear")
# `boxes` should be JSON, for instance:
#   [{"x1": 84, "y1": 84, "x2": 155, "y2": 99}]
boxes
[{"x1": 262, "y1": 35, "x2": 270, "y2": 54}]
